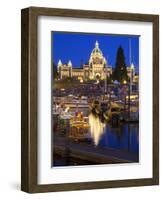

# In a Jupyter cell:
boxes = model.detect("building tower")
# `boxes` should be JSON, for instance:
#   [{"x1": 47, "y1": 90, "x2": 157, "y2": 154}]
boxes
[
  {"x1": 57, "y1": 59, "x2": 62, "y2": 79},
  {"x1": 68, "y1": 60, "x2": 72, "y2": 77},
  {"x1": 89, "y1": 41, "x2": 106, "y2": 80}
]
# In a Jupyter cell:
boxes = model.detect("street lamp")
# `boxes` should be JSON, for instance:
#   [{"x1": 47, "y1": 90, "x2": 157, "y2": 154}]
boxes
[{"x1": 123, "y1": 80, "x2": 127, "y2": 85}]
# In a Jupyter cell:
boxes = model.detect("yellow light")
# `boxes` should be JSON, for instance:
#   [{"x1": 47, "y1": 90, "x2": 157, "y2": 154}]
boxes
[
  {"x1": 123, "y1": 80, "x2": 127, "y2": 84},
  {"x1": 126, "y1": 95, "x2": 138, "y2": 100}
]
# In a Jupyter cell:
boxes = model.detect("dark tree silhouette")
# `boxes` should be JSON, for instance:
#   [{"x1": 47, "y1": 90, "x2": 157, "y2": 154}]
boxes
[
  {"x1": 112, "y1": 46, "x2": 128, "y2": 83},
  {"x1": 107, "y1": 74, "x2": 113, "y2": 84},
  {"x1": 53, "y1": 62, "x2": 59, "y2": 79}
]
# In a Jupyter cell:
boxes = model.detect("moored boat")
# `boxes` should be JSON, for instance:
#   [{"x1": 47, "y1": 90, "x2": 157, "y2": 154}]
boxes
[{"x1": 69, "y1": 112, "x2": 91, "y2": 142}]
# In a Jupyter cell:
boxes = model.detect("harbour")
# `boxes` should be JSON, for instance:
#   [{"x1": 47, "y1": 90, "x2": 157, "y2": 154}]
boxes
[
  {"x1": 52, "y1": 37, "x2": 139, "y2": 166},
  {"x1": 53, "y1": 91, "x2": 139, "y2": 166}
]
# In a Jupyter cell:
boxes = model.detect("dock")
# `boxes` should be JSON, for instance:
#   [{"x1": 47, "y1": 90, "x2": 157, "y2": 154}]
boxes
[{"x1": 53, "y1": 136, "x2": 139, "y2": 165}]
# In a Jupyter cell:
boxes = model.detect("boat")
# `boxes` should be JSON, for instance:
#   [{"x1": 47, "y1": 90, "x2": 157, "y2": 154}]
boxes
[
  {"x1": 125, "y1": 108, "x2": 139, "y2": 122},
  {"x1": 59, "y1": 107, "x2": 74, "y2": 120},
  {"x1": 70, "y1": 112, "x2": 89, "y2": 128},
  {"x1": 90, "y1": 100, "x2": 110, "y2": 115},
  {"x1": 60, "y1": 113, "x2": 73, "y2": 120},
  {"x1": 103, "y1": 102, "x2": 123, "y2": 123},
  {"x1": 52, "y1": 104, "x2": 63, "y2": 115},
  {"x1": 69, "y1": 112, "x2": 91, "y2": 142}
]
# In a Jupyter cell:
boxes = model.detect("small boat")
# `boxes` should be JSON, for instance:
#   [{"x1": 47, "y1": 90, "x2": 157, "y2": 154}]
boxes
[{"x1": 69, "y1": 112, "x2": 90, "y2": 142}]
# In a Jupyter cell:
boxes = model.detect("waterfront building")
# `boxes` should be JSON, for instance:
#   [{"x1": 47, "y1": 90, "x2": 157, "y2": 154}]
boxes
[{"x1": 57, "y1": 41, "x2": 137, "y2": 82}]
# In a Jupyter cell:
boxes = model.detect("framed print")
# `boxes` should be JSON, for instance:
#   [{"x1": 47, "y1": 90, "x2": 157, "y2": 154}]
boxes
[{"x1": 21, "y1": 7, "x2": 159, "y2": 193}]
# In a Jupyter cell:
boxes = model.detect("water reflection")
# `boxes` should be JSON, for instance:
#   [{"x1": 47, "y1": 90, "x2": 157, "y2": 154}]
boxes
[
  {"x1": 53, "y1": 112, "x2": 139, "y2": 167},
  {"x1": 88, "y1": 113, "x2": 139, "y2": 153},
  {"x1": 89, "y1": 113, "x2": 106, "y2": 146}
]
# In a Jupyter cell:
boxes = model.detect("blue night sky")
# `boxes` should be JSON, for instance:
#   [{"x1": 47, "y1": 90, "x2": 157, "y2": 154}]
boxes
[{"x1": 52, "y1": 32, "x2": 139, "y2": 72}]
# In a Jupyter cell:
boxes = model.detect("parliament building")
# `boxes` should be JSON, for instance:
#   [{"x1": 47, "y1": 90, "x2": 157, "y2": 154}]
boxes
[{"x1": 57, "y1": 41, "x2": 136, "y2": 82}]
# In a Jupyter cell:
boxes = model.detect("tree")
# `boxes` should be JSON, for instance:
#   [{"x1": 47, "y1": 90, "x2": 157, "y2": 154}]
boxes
[
  {"x1": 112, "y1": 46, "x2": 128, "y2": 83},
  {"x1": 53, "y1": 62, "x2": 59, "y2": 79}
]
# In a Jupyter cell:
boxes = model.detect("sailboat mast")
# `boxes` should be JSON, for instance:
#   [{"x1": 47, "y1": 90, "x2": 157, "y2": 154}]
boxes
[
  {"x1": 104, "y1": 55, "x2": 108, "y2": 94},
  {"x1": 129, "y1": 38, "x2": 132, "y2": 94}
]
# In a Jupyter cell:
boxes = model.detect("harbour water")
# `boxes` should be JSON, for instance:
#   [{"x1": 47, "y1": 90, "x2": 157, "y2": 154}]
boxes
[
  {"x1": 88, "y1": 113, "x2": 139, "y2": 153},
  {"x1": 53, "y1": 112, "x2": 139, "y2": 166}
]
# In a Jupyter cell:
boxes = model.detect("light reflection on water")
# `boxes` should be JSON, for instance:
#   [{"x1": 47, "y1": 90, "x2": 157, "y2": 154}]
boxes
[
  {"x1": 88, "y1": 113, "x2": 139, "y2": 153},
  {"x1": 89, "y1": 113, "x2": 106, "y2": 146}
]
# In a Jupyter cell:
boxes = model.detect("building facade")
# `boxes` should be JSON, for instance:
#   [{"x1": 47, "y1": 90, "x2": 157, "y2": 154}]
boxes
[{"x1": 57, "y1": 41, "x2": 136, "y2": 82}]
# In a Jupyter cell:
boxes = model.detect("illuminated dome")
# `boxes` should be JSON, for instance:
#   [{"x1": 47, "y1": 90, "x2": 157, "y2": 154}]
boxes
[
  {"x1": 89, "y1": 41, "x2": 106, "y2": 67},
  {"x1": 91, "y1": 41, "x2": 103, "y2": 56}
]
